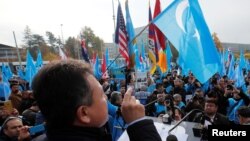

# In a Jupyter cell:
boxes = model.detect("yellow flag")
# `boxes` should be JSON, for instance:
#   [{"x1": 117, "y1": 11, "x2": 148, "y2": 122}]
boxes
[
  {"x1": 148, "y1": 49, "x2": 157, "y2": 74},
  {"x1": 157, "y1": 49, "x2": 167, "y2": 73}
]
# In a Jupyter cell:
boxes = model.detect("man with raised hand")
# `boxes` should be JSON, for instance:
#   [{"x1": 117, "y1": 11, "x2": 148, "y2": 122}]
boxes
[{"x1": 32, "y1": 60, "x2": 161, "y2": 141}]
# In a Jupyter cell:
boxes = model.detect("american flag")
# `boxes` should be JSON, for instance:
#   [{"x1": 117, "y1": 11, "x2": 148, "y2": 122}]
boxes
[
  {"x1": 115, "y1": 2, "x2": 129, "y2": 66},
  {"x1": 80, "y1": 37, "x2": 90, "y2": 63}
]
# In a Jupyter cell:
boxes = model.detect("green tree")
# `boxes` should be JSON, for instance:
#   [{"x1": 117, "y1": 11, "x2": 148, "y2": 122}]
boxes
[
  {"x1": 80, "y1": 26, "x2": 104, "y2": 58},
  {"x1": 64, "y1": 37, "x2": 80, "y2": 59},
  {"x1": 22, "y1": 27, "x2": 59, "y2": 61},
  {"x1": 46, "y1": 31, "x2": 58, "y2": 48},
  {"x1": 23, "y1": 25, "x2": 32, "y2": 48}
]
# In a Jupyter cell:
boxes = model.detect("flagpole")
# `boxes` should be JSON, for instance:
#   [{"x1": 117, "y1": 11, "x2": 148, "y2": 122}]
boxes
[
  {"x1": 104, "y1": 0, "x2": 154, "y2": 77},
  {"x1": 60, "y1": 24, "x2": 64, "y2": 45},
  {"x1": 13, "y1": 31, "x2": 22, "y2": 67},
  {"x1": 112, "y1": 0, "x2": 116, "y2": 33}
]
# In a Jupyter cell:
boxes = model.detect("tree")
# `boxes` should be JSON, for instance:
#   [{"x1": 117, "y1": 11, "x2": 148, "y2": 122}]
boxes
[
  {"x1": 43, "y1": 52, "x2": 60, "y2": 61},
  {"x1": 64, "y1": 37, "x2": 80, "y2": 59},
  {"x1": 213, "y1": 32, "x2": 223, "y2": 52},
  {"x1": 22, "y1": 27, "x2": 60, "y2": 61},
  {"x1": 23, "y1": 25, "x2": 32, "y2": 48},
  {"x1": 31, "y1": 34, "x2": 46, "y2": 46},
  {"x1": 46, "y1": 31, "x2": 58, "y2": 48},
  {"x1": 80, "y1": 26, "x2": 105, "y2": 58}
]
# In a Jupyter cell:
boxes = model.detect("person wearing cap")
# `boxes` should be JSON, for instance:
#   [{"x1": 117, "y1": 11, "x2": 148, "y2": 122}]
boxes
[
  {"x1": 237, "y1": 106, "x2": 250, "y2": 125},
  {"x1": 0, "y1": 116, "x2": 30, "y2": 141}
]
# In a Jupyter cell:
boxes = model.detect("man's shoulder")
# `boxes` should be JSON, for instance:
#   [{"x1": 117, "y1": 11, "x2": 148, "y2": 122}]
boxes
[{"x1": 215, "y1": 113, "x2": 228, "y2": 119}]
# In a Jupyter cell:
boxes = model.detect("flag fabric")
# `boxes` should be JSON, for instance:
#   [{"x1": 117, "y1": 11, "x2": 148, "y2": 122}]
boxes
[
  {"x1": 153, "y1": 0, "x2": 167, "y2": 73},
  {"x1": 166, "y1": 42, "x2": 172, "y2": 71},
  {"x1": 239, "y1": 49, "x2": 246, "y2": 69},
  {"x1": 224, "y1": 49, "x2": 229, "y2": 62},
  {"x1": 225, "y1": 49, "x2": 232, "y2": 69},
  {"x1": 102, "y1": 53, "x2": 109, "y2": 79},
  {"x1": 80, "y1": 37, "x2": 90, "y2": 63},
  {"x1": 227, "y1": 53, "x2": 235, "y2": 80},
  {"x1": 1, "y1": 63, "x2": 13, "y2": 81},
  {"x1": 153, "y1": 0, "x2": 166, "y2": 51},
  {"x1": 134, "y1": 44, "x2": 141, "y2": 71},
  {"x1": 157, "y1": 49, "x2": 167, "y2": 73},
  {"x1": 115, "y1": 2, "x2": 129, "y2": 66},
  {"x1": 0, "y1": 80, "x2": 11, "y2": 100},
  {"x1": 105, "y1": 48, "x2": 109, "y2": 67},
  {"x1": 247, "y1": 59, "x2": 250, "y2": 71},
  {"x1": 177, "y1": 56, "x2": 189, "y2": 76},
  {"x1": 125, "y1": 0, "x2": 136, "y2": 68},
  {"x1": 1, "y1": 63, "x2": 12, "y2": 100},
  {"x1": 148, "y1": 1, "x2": 157, "y2": 74},
  {"x1": 219, "y1": 51, "x2": 226, "y2": 76},
  {"x1": 234, "y1": 64, "x2": 244, "y2": 88},
  {"x1": 93, "y1": 55, "x2": 101, "y2": 79},
  {"x1": 59, "y1": 47, "x2": 67, "y2": 60},
  {"x1": 234, "y1": 49, "x2": 245, "y2": 87},
  {"x1": 36, "y1": 49, "x2": 43, "y2": 69},
  {"x1": 226, "y1": 50, "x2": 232, "y2": 72},
  {"x1": 17, "y1": 68, "x2": 25, "y2": 80},
  {"x1": 25, "y1": 51, "x2": 36, "y2": 88},
  {"x1": 153, "y1": 0, "x2": 220, "y2": 83},
  {"x1": 140, "y1": 41, "x2": 148, "y2": 71}
]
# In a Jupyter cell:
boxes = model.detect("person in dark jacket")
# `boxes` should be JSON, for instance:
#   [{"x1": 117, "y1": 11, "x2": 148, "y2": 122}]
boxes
[
  {"x1": 32, "y1": 60, "x2": 161, "y2": 141},
  {"x1": 193, "y1": 98, "x2": 230, "y2": 125},
  {"x1": 193, "y1": 99, "x2": 230, "y2": 140}
]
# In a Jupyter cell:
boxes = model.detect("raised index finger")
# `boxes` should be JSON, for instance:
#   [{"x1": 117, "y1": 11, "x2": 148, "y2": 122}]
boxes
[{"x1": 123, "y1": 87, "x2": 133, "y2": 103}]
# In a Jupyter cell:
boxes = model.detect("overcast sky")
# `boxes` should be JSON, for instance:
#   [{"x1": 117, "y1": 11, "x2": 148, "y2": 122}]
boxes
[{"x1": 1, "y1": 0, "x2": 250, "y2": 47}]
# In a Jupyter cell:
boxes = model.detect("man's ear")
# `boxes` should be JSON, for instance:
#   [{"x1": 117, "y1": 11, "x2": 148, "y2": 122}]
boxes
[
  {"x1": 3, "y1": 128, "x2": 8, "y2": 136},
  {"x1": 76, "y1": 106, "x2": 91, "y2": 124}
]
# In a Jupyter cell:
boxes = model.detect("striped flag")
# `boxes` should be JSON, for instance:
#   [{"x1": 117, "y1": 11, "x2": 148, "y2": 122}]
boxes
[
  {"x1": 115, "y1": 2, "x2": 129, "y2": 67},
  {"x1": 148, "y1": 1, "x2": 157, "y2": 74}
]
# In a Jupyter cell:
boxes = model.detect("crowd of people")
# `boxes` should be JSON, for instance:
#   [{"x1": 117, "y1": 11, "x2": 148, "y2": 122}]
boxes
[{"x1": 0, "y1": 59, "x2": 250, "y2": 141}]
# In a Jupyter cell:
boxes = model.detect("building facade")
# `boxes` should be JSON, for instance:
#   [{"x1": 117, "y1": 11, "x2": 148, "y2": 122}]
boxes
[{"x1": 0, "y1": 43, "x2": 25, "y2": 62}]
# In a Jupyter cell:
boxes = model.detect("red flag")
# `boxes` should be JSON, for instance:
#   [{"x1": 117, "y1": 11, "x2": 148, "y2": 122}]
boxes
[
  {"x1": 153, "y1": 0, "x2": 166, "y2": 50},
  {"x1": 153, "y1": 0, "x2": 167, "y2": 73},
  {"x1": 101, "y1": 53, "x2": 108, "y2": 79}
]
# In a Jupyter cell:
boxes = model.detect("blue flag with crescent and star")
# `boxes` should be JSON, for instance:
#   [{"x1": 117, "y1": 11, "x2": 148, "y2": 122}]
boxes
[{"x1": 153, "y1": 0, "x2": 220, "y2": 83}]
